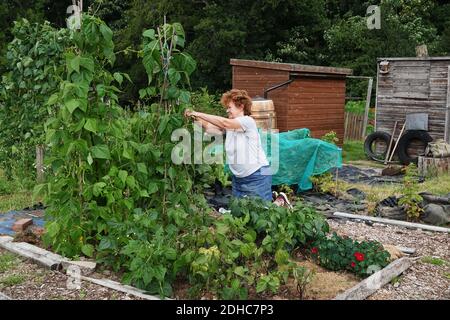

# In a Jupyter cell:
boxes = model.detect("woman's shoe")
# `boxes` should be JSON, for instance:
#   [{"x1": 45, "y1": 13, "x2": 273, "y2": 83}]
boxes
[{"x1": 278, "y1": 192, "x2": 293, "y2": 209}]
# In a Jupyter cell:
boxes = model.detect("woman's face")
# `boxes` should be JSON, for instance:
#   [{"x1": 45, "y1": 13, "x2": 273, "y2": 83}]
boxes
[{"x1": 226, "y1": 101, "x2": 244, "y2": 119}]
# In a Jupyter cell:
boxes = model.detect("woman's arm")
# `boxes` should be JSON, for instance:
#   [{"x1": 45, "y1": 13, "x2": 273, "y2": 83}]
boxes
[
  {"x1": 192, "y1": 111, "x2": 242, "y2": 130},
  {"x1": 195, "y1": 117, "x2": 225, "y2": 135}
]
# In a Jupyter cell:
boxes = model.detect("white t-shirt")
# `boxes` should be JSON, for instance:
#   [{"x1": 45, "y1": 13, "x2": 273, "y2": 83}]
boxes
[{"x1": 225, "y1": 116, "x2": 269, "y2": 178}]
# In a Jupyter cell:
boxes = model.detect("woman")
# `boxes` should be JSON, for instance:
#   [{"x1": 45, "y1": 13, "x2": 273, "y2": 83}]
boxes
[{"x1": 185, "y1": 89, "x2": 290, "y2": 207}]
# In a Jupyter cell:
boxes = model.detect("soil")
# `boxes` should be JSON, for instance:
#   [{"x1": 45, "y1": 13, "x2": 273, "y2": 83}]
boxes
[{"x1": 0, "y1": 247, "x2": 143, "y2": 300}]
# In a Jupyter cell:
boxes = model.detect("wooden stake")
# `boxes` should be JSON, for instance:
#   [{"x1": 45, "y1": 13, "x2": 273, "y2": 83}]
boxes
[
  {"x1": 388, "y1": 121, "x2": 406, "y2": 163},
  {"x1": 384, "y1": 121, "x2": 398, "y2": 165}
]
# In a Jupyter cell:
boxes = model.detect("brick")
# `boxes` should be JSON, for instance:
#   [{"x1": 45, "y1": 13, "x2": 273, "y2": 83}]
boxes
[{"x1": 12, "y1": 218, "x2": 33, "y2": 232}]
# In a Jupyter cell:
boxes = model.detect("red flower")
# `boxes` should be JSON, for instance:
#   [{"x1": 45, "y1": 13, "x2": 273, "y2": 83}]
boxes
[
  {"x1": 311, "y1": 247, "x2": 318, "y2": 254},
  {"x1": 354, "y1": 252, "x2": 365, "y2": 262},
  {"x1": 351, "y1": 262, "x2": 356, "y2": 268}
]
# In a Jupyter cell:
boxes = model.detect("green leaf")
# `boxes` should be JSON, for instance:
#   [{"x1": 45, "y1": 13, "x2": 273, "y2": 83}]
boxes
[
  {"x1": 143, "y1": 29, "x2": 156, "y2": 39},
  {"x1": 87, "y1": 153, "x2": 93, "y2": 165},
  {"x1": 140, "y1": 190, "x2": 149, "y2": 197},
  {"x1": 165, "y1": 248, "x2": 177, "y2": 260},
  {"x1": 81, "y1": 244, "x2": 95, "y2": 257},
  {"x1": 79, "y1": 57, "x2": 95, "y2": 73},
  {"x1": 118, "y1": 170, "x2": 128, "y2": 184},
  {"x1": 126, "y1": 175, "x2": 136, "y2": 189},
  {"x1": 179, "y1": 90, "x2": 191, "y2": 104},
  {"x1": 84, "y1": 119, "x2": 98, "y2": 133},
  {"x1": 275, "y1": 249, "x2": 289, "y2": 266},
  {"x1": 168, "y1": 68, "x2": 181, "y2": 85},
  {"x1": 91, "y1": 145, "x2": 111, "y2": 159},
  {"x1": 139, "y1": 88, "x2": 147, "y2": 99},
  {"x1": 93, "y1": 182, "x2": 106, "y2": 197},
  {"x1": 137, "y1": 163, "x2": 148, "y2": 175},
  {"x1": 113, "y1": 72, "x2": 123, "y2": 85},
  {"x1": 100, "y1": 24, "x2": 113, "y2": 42},
  {"x1": 66, "y1": 99, "x2": 84, "y2": 114},
  {"x1": 47, "y1": 93, "x2": 59, "y2": 106},
  {"x1": 69, "y1": 56, "x2": 80, "y2": 74},
  {"x1": 234, "y1": 266, "x2": 247, "y2": 277},
  {"x1": 148, "y1": 182, "x2": 158, "y2": 194},
  {"x1": 256, "y1": 278, "x2": 268, "y2": 293}
]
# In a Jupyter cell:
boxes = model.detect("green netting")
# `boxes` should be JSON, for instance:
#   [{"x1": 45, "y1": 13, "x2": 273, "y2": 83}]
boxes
[
  {"x1": 259, "y1": 128, "x2": 342, "y2": 191},
  {"x1": 220, "y1": 128, "x2": 342, "y2": 192}
]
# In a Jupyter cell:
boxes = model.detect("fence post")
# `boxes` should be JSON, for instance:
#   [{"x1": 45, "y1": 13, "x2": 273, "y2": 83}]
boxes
[
  {"x1": 36, "y1": 145, "x2": 44, "y2": 183},
  {"x1": 362, "y1": 78, "x2": 373, "y2": 140}
]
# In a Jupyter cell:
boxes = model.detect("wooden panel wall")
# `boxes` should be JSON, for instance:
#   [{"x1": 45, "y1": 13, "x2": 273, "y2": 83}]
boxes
[
  {"x1": 376, "y1": 60, "x2": 450, "y2": 142},
  {"x1": 285, "y1": 78, "x2": 346, "y2": 143},
  {"x1": 233, "y1": 66, "x2": 347, "y2": 144},
  {"x1": 232, "y1": 65, "x2": 290, "y2": 130}
]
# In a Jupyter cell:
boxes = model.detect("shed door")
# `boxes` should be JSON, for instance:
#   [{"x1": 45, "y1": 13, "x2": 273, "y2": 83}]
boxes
[{"x1": 392, "y1": 61, "x2": 431, "y2": 99}]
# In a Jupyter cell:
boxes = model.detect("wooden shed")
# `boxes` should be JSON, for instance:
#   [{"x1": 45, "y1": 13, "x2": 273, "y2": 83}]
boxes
[
  {"x1": 231, "y1": 59, "x2": 353, "y2": 142},
  {"x1": 375, "y1": 57, "x2": 450, "y2": 143}
]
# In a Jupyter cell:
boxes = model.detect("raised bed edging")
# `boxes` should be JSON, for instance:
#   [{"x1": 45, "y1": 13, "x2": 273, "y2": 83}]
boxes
[
  {"x1": 333, "y1": 212, "x2": 450, "y2": 233},
  {"x1": 333, "y1": 257, "x2": 417, "y2": 300}
]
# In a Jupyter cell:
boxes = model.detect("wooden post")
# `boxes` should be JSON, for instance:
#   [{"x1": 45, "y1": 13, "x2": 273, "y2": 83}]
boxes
[
  {"x1": 362, "y1": 78, "x2": 373, "y2": 140},
  {"x1": 384, "y1": 121, "x2": 398, "y2": 165},
  {"x1": 415, "y1": 45, "x2": 428, "y2": 58},
  {"x1": 388, "y1": 122, "x2": 406, "y2": 163},
  {"x1": 445, "y1": 66, "x2": 450, "y2": 143},
  {"x1": 36, "y1": 145, "x2": 44, "y2": 183}
]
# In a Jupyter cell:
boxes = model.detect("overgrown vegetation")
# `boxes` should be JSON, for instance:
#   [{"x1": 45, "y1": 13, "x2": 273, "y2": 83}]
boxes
[
  {"x1": 398, "y1": 164, "x2": 423, "y2": 221},
  {"x1": 0, "y1": 19, "x2": 70, "y2": 185}
]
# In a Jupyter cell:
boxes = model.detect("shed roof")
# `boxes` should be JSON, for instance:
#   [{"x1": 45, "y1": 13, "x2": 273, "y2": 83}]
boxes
[
  {"x1": 377, "y1": 57, "x2": 450, "y2": 62},
  {"x1": 230, "y1": 59, "x2": 353, "y2": 76}
]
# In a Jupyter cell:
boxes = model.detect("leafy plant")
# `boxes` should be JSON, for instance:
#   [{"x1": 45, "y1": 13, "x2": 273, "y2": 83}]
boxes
[
  {"x1": 0, "y1": 19, "x2": 70, "y2": 184},
  {"x1": 310, "y1": 233, "x2": 391, "y2": 277},
  {"x1": 292, "y1": 265, "x2": 315, "y2": 299},
  {"x1": 398, "y1": 163, "x2": 423, "y2": 221},
  {"x1": 321, "y1": 131, "x2": 339, "y2": 145}
]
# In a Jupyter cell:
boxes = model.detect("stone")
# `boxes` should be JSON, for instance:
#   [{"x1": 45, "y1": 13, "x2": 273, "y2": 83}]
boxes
[
  {"x1": 12, "y1": 218, "x2": 33, "y2": 232},
  {"x1": 421, "y1": 204, "x2": 450, "y2": 226},
  {"x1": 62, "y1": 260, "x2": 97, "y2": 275}
]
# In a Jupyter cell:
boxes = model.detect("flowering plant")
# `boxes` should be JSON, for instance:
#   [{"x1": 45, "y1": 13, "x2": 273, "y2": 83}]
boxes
[{"x1": 309, "y1": 233, "x2": 391, "y2": 277}]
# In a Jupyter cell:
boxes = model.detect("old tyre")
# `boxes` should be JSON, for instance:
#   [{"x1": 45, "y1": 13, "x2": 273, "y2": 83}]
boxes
[
  {"x1": 397, "y1": 130, "x2": 433, "y2": 165},
  {"x1": 364, "y1": 131, "x2": 392, "y2": 161}
]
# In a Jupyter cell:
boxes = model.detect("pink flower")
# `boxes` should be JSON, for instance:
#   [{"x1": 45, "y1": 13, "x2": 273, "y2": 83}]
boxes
[{"x1": 311, "y1": 247, "x2": 318, "y2": 254}]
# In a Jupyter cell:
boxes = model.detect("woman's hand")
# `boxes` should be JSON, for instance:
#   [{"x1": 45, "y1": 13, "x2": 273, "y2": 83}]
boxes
[{"x1": 184, "y1": 109, "x2": 196, "y2": 119}]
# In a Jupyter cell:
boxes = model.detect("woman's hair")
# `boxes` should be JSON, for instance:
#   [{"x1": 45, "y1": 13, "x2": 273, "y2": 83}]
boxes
[{"x1": 220, "y1": 89, "x2": 252, "y2": 116}]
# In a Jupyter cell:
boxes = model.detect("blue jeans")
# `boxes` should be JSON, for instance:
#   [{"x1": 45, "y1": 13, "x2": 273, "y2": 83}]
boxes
[{"x1": 231, "y1": 166, "x2": 272, "y2": 201}]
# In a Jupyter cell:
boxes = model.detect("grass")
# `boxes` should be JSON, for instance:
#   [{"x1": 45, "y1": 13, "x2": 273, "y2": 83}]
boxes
[
  {"x1": 0, "y1": 253, "x2": 19, "y2": 273},
  {"x1": 421, "y1": 256, "x2": 448, "y2": 266},
  {"x1": 342, "y1": 140, "x2": 367, "y2": 163},
  {"x1": 0, "y1": 274, "x2": 26, "y2": 287},
  {"x1": 0, "y1": 169, "x2": 41, "y2": 213}
]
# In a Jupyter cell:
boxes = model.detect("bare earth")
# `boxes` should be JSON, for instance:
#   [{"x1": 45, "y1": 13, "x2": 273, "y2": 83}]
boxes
[{"x1": 0, "y1": 248, "x2": 143, "y2": 300}]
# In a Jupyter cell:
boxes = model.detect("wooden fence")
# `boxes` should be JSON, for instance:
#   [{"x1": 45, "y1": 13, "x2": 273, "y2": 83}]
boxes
[{"x1": 344, "y1": 112, "x2": 365, "y2": 141}]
